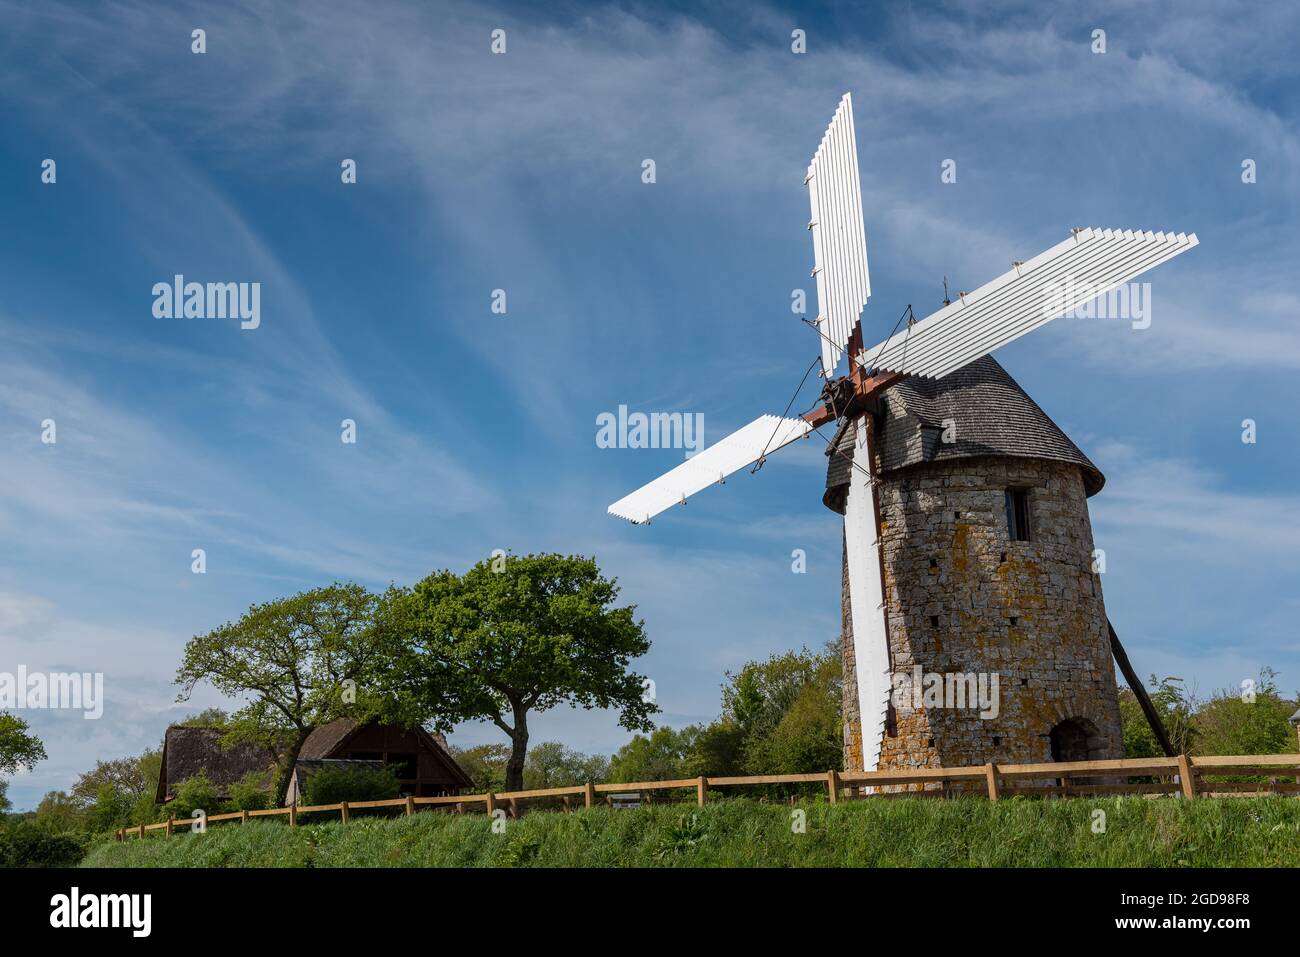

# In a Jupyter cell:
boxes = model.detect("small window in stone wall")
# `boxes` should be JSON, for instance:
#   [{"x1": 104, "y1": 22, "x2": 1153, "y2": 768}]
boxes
[{"x1": 1005, "y1": 488, "x2": 1032, "y2": 541}]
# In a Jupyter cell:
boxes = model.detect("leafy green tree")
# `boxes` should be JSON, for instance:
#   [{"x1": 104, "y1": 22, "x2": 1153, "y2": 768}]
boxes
[
  {"x1": 724, "y1": 644, "x2": 842, "y2": 773},
  {"x1": 34, "y1": 791, "x2": 81, "y2": 833},
  {"x1": 1120, "y1": 676, "x2": 1196, "y2": 757},
  {"x1": 0, "y1": 713, "x2": 46, "y2": 776},
  {"x1": 1193, "y1": 669, "x2": 1296, "y2": 756},
  {"x1": 608, "y1": 726, "x2": 698, "y2": 782},
  {"x1": 523, "y1": 741, "x2": 609, "y2": 789},
  {"x1": 682, "y1": 719, "x2": 745, "y2": 777},
  {"x1": 175, "y1": 583, "x2": 385, "y2": 804},
  {"x1": 375, "y1": 554, "x2": 657, "y2": 791},
  {"x1": 449, "y1": 743, "x2": 510, "y2": 793},
  {"x1": 0, "y1": 781, "x2": 9, "y2": 814}
]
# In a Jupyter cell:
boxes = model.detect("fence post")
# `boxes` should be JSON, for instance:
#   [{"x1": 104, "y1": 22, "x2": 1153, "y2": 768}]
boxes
[
  {"x1": 166, "y1": 816, "x2": 174, "y2": 836},
  {"x1": 340, "y1": 801, "x2": 349, "y2": 824},
  {"x1": 562, "y1": 796, "x2": 572, "y2": 813},
  {"x1": 116, "y1": 828, "x2": 123, "y2": 842},
  {"x1": 405, "y1": 796, "x2": 415, "y2": 817},
  {"x1": 138, "y1": 823, "x2": 146, "y2": 839},
  {"x1": 484, "y1": 790, "x2": 496, "y2": 817},
  {"x1": 241, "y1": 809, "x2": 249, "y2": 825},
  {"x1": 584, "y1": 782, "x2": 595, "y2": 809},
  {"x1": 289, "y1": 804, "x2": 297, "y2": 827},
  {"x1": 827, "y1": 770, "x2": 840, "y2": 804},
  {"x1": 697, "y1": 776, "x2": 707, "y2": 807},
  {"x1": 984, "y1": 763, "x2": 1000, "y2": 801},
  {"x1": 1177, "y1": 754, "x2": 1197, "y2": 799}
]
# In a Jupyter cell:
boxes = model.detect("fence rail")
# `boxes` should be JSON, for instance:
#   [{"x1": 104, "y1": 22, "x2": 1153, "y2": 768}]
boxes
[{"x1": 116, "y1": 752, "x2": 1300, "y2": 841}]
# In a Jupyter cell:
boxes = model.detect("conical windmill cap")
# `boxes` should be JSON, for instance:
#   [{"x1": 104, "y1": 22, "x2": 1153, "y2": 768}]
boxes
[{"x1": 824, "y1": 355, "x2": 1104, "y2": 512}]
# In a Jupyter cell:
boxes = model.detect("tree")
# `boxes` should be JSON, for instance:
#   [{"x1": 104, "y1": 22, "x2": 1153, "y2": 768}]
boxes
[
  {"x1": 376, "y1": 554, "x2": 656, "y2": 791},
  {"x1": 1194, "y1": 669, "x2": 1296, "y2": 756},
  {"x1": 448, "y1": 743, "x2": 511, "y2": 793},
  {"x1": 524, "y1": 741, "x2": 609, "y2": 790},
  {"x1": 175, "y1": 583, "x2": 384, "y2": 804},
  {"x1": 721, "y1": 644, "x2": 842, "y2": 773},
  {"x1": 0, "y1": 714, "x2": 46, "y2": 776},
  {"x1": 608, "y1": 726, "x2": 698, "y2": 783},
  {"x1": 1120, "y1": 676, "x2": 1196, "y2": 758}
]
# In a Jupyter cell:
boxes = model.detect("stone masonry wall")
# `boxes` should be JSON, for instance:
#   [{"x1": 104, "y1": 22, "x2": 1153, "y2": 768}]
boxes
[{"x1": 843, "y1": 455, "x2": 1124, "y2": 774}]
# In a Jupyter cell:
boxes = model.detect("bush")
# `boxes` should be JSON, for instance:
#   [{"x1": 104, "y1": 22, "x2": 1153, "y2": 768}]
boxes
[
  {"x1": 170, "y1": 772, "x2": 221, "y2": 820},
  {"x1": 228, "y1": 772, "x2": 271, "y2": 812},
  {"x1": 302, "y1": 765, "x2": 400, "y2": 806},
  {"x1": 0, "y1": 820, "x2": 85, "y2": 867}
]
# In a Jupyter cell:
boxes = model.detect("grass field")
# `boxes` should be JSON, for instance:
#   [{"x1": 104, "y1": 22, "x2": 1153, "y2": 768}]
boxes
[{"x1": 81, "y1": 795, "x2": 1300, "y2": 867}]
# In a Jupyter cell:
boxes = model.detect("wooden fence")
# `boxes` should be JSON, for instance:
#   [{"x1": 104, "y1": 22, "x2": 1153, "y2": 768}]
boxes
[{"x1": 116, "y1": 752, "x2": 1300, "y2": 841}]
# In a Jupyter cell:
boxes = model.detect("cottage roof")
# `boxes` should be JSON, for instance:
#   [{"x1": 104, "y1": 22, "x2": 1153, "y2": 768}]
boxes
[{"x1": 154, "y1": 726, "x2": 276, "y2": 803}]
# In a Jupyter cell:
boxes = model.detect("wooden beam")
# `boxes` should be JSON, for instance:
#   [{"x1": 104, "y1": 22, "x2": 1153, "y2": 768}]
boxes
[
  {"x1": 339, "y1": 801, "x2": 349, "y2": 824},
  {"x1": 405, "y1": 796, "x2": 414, "y2": 817},
  {"x1": 697, "y1": 776, "x2": 708, "y2": 807},
  {"x1": 1109, "y1": 619, "x2": 1176, "y2": 757},
  {"x1": 827, "y1": 770, "x2": 840, "y2": 804},
  {"x1": 584, "y1": 782, "x2": 595, "y2": 809}
]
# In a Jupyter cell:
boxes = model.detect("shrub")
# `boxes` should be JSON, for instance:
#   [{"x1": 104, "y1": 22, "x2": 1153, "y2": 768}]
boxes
[
  {"x1": 0, "y1": 820, "x2": 85, "y2": 867},
  {"x1": 228, "y1": 772, "x2": 271, "y2": 811},
  {"x1": 170, "y1": 772, "x2": 222, "y2": 820},
  {"x1": 302, "y1": 765, "x2": 400, "y2": 807}
]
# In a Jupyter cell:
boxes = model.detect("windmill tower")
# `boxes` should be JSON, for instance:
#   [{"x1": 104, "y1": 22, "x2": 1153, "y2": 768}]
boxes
[{"x1": 608, "y1": 93, "x2": 1191, "y2": 775}]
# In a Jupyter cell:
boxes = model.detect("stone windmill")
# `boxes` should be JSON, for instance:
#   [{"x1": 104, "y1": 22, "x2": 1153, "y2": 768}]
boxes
[{"x1": 607, "y1": 93, "x2": 1193, "y2": 774}]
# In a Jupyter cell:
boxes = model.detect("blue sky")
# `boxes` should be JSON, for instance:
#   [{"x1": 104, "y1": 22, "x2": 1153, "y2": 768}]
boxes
[{"x1": 1, "y1": 0, "x2": 1297, "y2": 810}]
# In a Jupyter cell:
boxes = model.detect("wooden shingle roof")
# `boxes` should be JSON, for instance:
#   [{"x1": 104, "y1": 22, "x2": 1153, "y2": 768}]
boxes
[{"x1": 824, "y1": 356, "x2": 1103, "y2": 512}]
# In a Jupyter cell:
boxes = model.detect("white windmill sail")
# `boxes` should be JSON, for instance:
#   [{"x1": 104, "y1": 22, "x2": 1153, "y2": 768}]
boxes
[
  {"x1": 843, "y1": 420, "x2": 891, "y2": 772},
  {"x1": 807, "y1": 92, "x2": 871, "y2": 378},
  {"x1": 860, "y1": 228, "x2": 1198, "y2": 380},
  {"x1": 607, "y1": 414, "x2": 811, "y2": 524}
]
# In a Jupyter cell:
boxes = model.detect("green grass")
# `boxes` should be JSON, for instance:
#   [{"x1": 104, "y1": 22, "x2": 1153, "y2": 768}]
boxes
[{"x1": 81, "y1": 796, "x2": 1300, "y2": 868}]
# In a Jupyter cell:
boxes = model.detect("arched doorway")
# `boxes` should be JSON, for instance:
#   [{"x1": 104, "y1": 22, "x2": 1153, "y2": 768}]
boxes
[{"x1": 1049, "y1": 717, "x2": 1100, "y2": 762}]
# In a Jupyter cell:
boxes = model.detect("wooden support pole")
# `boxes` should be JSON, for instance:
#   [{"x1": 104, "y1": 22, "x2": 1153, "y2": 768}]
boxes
[
  {"x1": 289, "y1": 804, "x2": 297, "y2": 827},
  {"x1": 405, "y1": 795, "x2": 415, "y2": 817},
  {"x1": 116, "y1": 828, "x2": 123, "y2": 842},
  {"x1": 697, "y1": 776, "x2": 708, "y2": 807},
  {"x1": 340, "y1": 801, "x2": 350, "y2": 824},
  {"x1": 1177, "y1": 754, "x2": 1197, "y2": 799},
  {"x1": 584, "y1": 782, "x2": 595, "y2": 809},
  {"x1": 138, "y1": 823, "x2": 146, "y2": 839},
  {"x1": 240, "y1": 809, "x2": 249, "y2": 825},
  {"x1": 827, "y1": 769, "x2": 840, "y2": 804},
  {"x1": 484, "y1": 790, "x2": 496, "y2": 817},
  {"x1": 984, "y1": 763, "x2": 1000, "y2": 801},
  {"x1": 166, "y1": 817, "x2": 174, "y2": 836}
]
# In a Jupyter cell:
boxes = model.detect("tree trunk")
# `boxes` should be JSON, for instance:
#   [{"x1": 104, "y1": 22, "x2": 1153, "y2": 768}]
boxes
[
  {"x1": 274, "y1": 730, "x2": 311, "y2": 807},
  {"x1": 503, "y1": 706, "x2": 529, "y2": 792}
]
